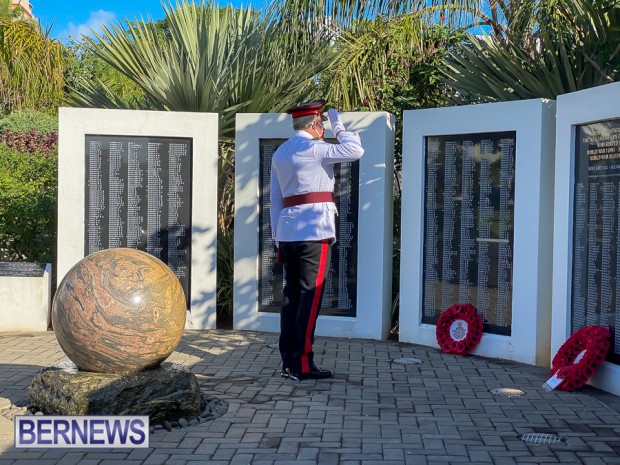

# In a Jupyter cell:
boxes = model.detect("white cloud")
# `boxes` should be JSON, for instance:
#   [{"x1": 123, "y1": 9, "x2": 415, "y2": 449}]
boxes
[{"x1": 59, "y1": 10, "x2": 117, "y2": 41}]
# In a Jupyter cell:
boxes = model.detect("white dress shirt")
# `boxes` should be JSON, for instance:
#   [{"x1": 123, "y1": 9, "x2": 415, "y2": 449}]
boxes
[{"x1": 270, "y1": 130, "x2": 364, "y2": 243}]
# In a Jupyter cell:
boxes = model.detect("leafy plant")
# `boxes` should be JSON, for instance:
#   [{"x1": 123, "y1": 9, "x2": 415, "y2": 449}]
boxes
[
  {"x1": 0, "y1": 17, "x2": 65, "y2": 114},
  {"x1": 0, "y1": 0, "x2": 24, "y2": 20},
  {"x1": 216, "y1": 229, "x2": 234, "y2": 325},
  {"x1": 0, "y1": 129, "x2": 58, "y2": 154},
  {"x1": 218, "y1": 140, "x2": 235, "y2": 233},
  {"x1": 0, "y1": 140, "x2": 57, "y2": 263},
  {"x1": 442, "y1": 0, "x2": 620, "y2": 101},
  {"x1": 0, "y1": 109, "x2": 58, "y2": 133},
  {"x1": 64, "y1": 37, "x2": 150, "y2": 110}
]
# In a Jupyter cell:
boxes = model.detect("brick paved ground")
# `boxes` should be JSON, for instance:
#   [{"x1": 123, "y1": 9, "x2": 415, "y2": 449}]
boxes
[{"x1": 0, "y1": 330, "x2": 619, "y2": 464}]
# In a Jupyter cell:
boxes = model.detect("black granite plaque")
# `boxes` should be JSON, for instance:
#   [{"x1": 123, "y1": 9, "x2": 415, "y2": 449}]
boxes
[
  {"x1": 258, "y1": 138, "x2": 359, "y2": 317},
  {"x1": 0, "y1": 262, "x2": 46, "y2": 277},
  {"x1": 572, "y1": 119, "x2": 620, "y2": 364},
  {"x1": 85, "y1": 135, "x2": 192, "y2": 306},
  {"x1": 422, "y1": 132, "x2": 516, "y2": 335}
]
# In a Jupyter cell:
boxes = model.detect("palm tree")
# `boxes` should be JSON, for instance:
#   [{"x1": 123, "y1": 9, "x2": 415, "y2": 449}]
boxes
[
  {"x1": 271, "y1": 0, "x2": 483, "y2": 30},
  {"x1": 442, "y1": 0, "x2": 620, "y2": 101},
  {"x1": 271, "y1": 0, "x2": 620, "y2": 104},
  {"x1": 0, "y1": 7, "x2": 65, "y2": 113},
  {"x1": 69, "y1": 1, "x2": 332, "y2": 137}
]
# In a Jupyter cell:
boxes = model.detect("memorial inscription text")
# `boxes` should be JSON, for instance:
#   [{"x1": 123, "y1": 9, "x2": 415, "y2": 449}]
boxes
[
  {"x1": 573, "y1": 120, "x2": 620, "y2": 364},
  {"x1": 85, "y1": 135, "x2": 192, "y2": 306},
  {"x1": 422, "y1": 132, "x2": 516, "y2": 335}
]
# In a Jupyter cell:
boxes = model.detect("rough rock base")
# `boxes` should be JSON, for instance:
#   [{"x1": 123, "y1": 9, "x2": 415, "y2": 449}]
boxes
[{"x1": 28, "y1": 362, "x2": 205, "y2": 424}]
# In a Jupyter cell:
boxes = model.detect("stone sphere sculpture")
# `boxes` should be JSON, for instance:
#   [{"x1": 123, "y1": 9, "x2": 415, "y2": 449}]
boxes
[{"x1": 52, "y1": 248, "x2": 186, "y2": 373}]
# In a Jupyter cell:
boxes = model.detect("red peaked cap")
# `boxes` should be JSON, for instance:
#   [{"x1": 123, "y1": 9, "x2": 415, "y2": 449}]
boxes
[{"x1": 286, "y1": 100, "x2": 327, "y2": 118}]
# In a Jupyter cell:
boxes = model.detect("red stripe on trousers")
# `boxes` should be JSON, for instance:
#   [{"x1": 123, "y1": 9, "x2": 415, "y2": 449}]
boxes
[{"x1": 301, "y1": 242, "x2": 329, "y2": 373}]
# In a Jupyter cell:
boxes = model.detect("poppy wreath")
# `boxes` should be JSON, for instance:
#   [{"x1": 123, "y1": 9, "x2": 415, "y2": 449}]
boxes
[
  {"x1": 436, "y1": 303, "x2": 483, "y2": 355},
  {"x1": 550, "y1": 325, "x2": 611, "y2": 392}
]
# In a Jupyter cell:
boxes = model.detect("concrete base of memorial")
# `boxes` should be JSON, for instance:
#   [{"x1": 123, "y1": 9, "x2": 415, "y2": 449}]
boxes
[
  {"x1": 399, "y1": 99, "x2": 556, "y2": 366},
  {"x1": 587, "y1": 364, "x2": 620, "y2": 396},
  {"x1": 0, "y1": 263, "x2": 51, "y2": 331},
  {"x1": 234, "y1": 112, "x2": 395, "y2": 340}
]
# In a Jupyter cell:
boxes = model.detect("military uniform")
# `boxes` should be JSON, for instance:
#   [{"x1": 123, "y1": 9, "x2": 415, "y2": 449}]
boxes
[{"x1": 270, "y1": 101, "x2": 364, "y2": 379}]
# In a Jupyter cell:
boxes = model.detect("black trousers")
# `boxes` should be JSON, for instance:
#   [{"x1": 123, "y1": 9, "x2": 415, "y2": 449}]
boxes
[{"x1": 279, "y1": 240, "x2": 331, "y2": 374}]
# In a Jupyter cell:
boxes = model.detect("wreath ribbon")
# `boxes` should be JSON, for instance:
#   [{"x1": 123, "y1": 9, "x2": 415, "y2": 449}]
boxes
[
  {"x1": 547, "y1": 325, "x2": 610, "y2": 392},
  {"x1": 436, "y1": 303, "x2": 483, "y2": 355}
]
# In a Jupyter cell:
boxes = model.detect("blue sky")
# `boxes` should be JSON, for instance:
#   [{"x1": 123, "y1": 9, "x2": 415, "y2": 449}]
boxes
[{"x1": 35, "y1": 1, "x2": 255, "y2": 42}]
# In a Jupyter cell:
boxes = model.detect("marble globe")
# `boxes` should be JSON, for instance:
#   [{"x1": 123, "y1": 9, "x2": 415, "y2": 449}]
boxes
[{"x1": 52, "y1": 248, "x2": 186, "y2": 373}]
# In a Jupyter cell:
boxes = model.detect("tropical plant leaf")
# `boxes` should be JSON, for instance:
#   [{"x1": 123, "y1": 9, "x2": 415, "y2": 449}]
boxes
[
  {"x1": 69, "y1": 1, "x2": 332, "y2": 137},
  {"x1": 0, "y1": 18, "x2": 65, "y2": 113},
  {"x1": 442, "y1": 0, "x2": 620, "y2": 102}
]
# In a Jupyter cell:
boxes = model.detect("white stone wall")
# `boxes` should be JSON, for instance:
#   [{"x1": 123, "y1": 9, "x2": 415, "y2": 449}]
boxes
[
  {"x1": 234, "y1": 112, "x2": 395, "y2": 339},
  {"x1": 0, "y1": 264, "x2": 51, "y2": 331},
  {"x1": 57, "y1": 108, "x2": 219, "y2": 330},
  {"x1": 400, "y1": 99, "x2": 556, "y2": 366},
  {"x1": 552, "y1": 82, "x2": 620, "y2": 395}
]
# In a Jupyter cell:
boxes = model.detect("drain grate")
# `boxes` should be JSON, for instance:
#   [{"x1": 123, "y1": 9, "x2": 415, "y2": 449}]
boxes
[
  {"x1": 489, "y1": 387, "x2": 526, "y2": 397},
  {"x1": 518, "y1": 433, "x2": 566, "y2": 445},
  {"x1": 391, "y1": 357, "x2": 423, "y2": 365}
]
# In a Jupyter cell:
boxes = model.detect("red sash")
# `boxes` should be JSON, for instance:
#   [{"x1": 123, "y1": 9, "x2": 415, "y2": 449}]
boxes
[{"x1": 283, "y1": 192, "x2": 334, "y2": 207}]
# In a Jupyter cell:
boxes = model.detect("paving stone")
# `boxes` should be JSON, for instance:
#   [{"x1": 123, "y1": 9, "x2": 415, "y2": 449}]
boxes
[
  {"x1": 143, "y1": 454, "x2": 171, "y2": 465},
  {"x1": 99, "y1": 461, "x2": 143, "y2": 465},
  {"x1": 0, "y1": 330, "x2": 618, "y2": 465},
  {"x1": 404, "y1": 454, "x2": 428, "y2": 465}
]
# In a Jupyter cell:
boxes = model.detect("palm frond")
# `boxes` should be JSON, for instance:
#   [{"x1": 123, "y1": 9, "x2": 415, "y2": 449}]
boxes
[
  {"x1": 442, "y1": 0, "x2": 620, "y2": 102},
  {"x1": 70, "y1": 0, "x2": 331, "y2": 137},
  {"x1": 272, "y1": 0, "x2": 484, "y2": 29},
  {"x1": 0, "y1": 18, "x2": 65, "y2": 113}
]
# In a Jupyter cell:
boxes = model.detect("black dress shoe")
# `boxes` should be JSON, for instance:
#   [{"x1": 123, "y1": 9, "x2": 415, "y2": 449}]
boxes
[
  {"x1": 308, "y1": 364, "x2": 333, "y2": 379},
  {"x1": 281, "y1": 364, "x2": 333, "y2": 381}
]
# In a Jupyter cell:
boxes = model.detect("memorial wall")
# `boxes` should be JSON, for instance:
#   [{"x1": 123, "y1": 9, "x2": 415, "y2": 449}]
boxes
[
  {"x1": 400, "y1": 99, "x2": 556, "y2": 365},
  {"x1": 234, "y1": 112, "x2": 394, "y2": 339},
  {"x1": 552, "y1": 83, "x2": 620, "y2": 395},
  {"x1": 571, "y1": 120, "x2": 620, "y2": 364},
  {"x1": 0, "y1": 262, "x2": 51, "y2": 331},
  {"x1": 58, "y1": 108, "x2": 218, "y2": 329}
]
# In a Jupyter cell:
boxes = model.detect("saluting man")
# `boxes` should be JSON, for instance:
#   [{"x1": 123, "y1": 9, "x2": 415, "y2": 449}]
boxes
[{"x1": 270, "y1": 100, "x2": 364, "y2": 380}]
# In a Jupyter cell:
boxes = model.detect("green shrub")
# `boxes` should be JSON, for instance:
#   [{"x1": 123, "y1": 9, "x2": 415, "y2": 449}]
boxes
[
  {"x1": 216, "y1": 229, "x2": 234, "y2": 325},
  {"x1": 0, "y1": 142, "x2": 57, "y2": 263},
  {"x1": 0, "y1": 110, "x2": 58, "y2": 133}
]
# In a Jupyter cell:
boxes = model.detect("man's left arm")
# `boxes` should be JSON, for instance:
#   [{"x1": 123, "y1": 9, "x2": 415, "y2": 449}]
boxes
[{"x1": 270, "y1": 163, "x2": 283, "y2": 241}]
